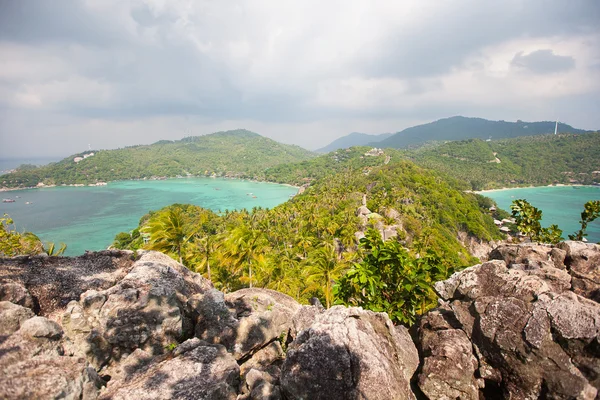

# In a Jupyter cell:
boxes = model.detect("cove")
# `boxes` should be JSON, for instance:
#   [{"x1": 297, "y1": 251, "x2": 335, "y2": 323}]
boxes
[
  {"x1": 480, "y1": 185, "x2": 600, "y2": 243},
  {"x1": 0, "y1": 178, "x2": 297, "y2": 256}
]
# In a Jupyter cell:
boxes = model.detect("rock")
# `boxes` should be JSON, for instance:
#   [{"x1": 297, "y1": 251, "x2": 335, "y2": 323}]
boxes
[
  {"x1": 558, "y1": 241, "x2": 600, "y2": 301},
  {"x1": 420, "y1": 244, "x2": 600, "y2": 400},
  {"x1": 0, "y1": 355, "x2": 104, "y2": 400},
  {"x1": 290, "y1": 304, "x2": 324, "y2": 340},
  {"x1": 0, "y1": 282, "x2": 35, "y2": 309},
  {"x1": 281, "y1": 306, "x2": 417, "y2": 400},
  {"x1": 489, "y1": 242, "x2": 555, "y2": 268},
  {"x1": 99, "y1": 341, "x2": 239, "y2": 400},
  {"x1": 418, "y1": 312, "x2": 481, "y2": 400},
  {"x1": 0, "y1": 301, "x2": 34, "y2": 336},
  {"x1": 356, "y1": 205, "x2": 371, "y2": 216},
  {"x1": 0, "y1": 250, "x2": 136, "y2": 317},
  {"x1": 62, "y1": 251, "x2": 213, "y2": 369},
  {"x1": 224, "y1": 288, "x2": 300, "y2": 360},
  {"x1": 21, "y1": 315, "x2": 63, "y2": 339}
]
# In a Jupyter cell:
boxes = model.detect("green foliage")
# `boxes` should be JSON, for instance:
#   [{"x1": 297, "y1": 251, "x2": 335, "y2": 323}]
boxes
[
  {"x1": 510, "y1": 199, "x2": 563, "y2": 244},
  {"x1": 334, "y1": 229, "x2": 447, "y2": 326},
  {"x1": 408, "y1": 133, "x2": 600, "y2": 190},
  {"x1": 113, "y1": 154, "x2": 500, "y2": 306},
  {"x1": 569, "y1": 200, "x2": 600, "y2": 241},
  {"x1": 377, "y1": 116, "x2": 591, "y2": 149},
  {"x1": 0, "y1": 130, "x2": 315, "y2": 188},
  {"x1": 0, "y1": 214, "x2": 64, "y2": 256}
]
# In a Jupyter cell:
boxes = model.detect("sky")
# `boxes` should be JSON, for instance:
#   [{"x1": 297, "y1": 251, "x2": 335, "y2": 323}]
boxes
[{"x1": 0, "y1": 0, "x2": 599, "y2": 159}]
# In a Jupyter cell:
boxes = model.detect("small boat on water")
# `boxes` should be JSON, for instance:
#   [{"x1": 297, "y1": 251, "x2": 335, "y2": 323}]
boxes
[{"x1": 2, "y1": 198, "x2": 15, "y2": 203}]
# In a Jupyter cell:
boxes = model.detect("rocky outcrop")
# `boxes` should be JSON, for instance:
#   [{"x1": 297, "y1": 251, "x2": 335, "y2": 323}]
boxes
[
  {"x1": 99, "y1": 339, "x2": 239, "y2": 400},
  {"x1": 418, "y1": 242, "x2": 600, "y2": 399},
  {"x1": 1, "y1": 241, "x2": 599, "y2": 399},
  {"x1": 281, "y1": 306, "x2": 418, "y2": 400}
]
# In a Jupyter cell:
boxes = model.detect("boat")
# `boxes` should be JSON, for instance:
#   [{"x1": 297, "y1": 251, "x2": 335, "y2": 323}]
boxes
[{"x1": 2, "y1": 198, "x2": 15, "y2": 203}]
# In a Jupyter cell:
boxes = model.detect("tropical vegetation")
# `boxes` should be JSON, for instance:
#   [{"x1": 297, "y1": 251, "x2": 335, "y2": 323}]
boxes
[{"x1": 0, "y1": 130, "x2": 315, "y2": 188}]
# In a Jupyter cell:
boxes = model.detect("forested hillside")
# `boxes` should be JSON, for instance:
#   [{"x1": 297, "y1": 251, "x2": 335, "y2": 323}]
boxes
[
  {"x1": 376, "y1": 116, "x2": 593, "y2": 149},
  {"x1": 316, "y1": 132, "x2": 393, "y2": 153},
  {"x1": 407, "y1": 133, "x2": 600, "y2": 190},
  {"x1": 113, "y1": 153, "x2": 502, "y2": 318},
  {"x1": 0, "y1": 130, "x2": 315, "y2": 188}
]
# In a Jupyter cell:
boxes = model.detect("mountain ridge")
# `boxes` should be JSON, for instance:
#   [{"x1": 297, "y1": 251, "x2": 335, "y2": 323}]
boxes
[
  {"x1": 315, "y1": 132, "x2": 393, "y2": 153},
  {"x1": 375, "y1": 116, "x2": 594, "y2": 149},
  {"x1": 0, "y1": 129, "x2": 315, "y2": 188}
]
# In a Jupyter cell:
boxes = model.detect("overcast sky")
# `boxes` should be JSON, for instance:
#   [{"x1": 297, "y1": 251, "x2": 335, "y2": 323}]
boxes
[{"x1": 0, "y1": 0, "x2": 599, "y2": 158}]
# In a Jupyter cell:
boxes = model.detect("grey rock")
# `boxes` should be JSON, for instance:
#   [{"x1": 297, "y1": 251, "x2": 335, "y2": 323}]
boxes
[
  {"x1": 558, "y1": 241, "x2": 600, "y2": 301},
  {"x1": 281, "y1": 306, "x2": 417, "y2": 400},
  {"x1": 21, "y1": 315, "x2": 63, "y2": 339},
  {"x1": 62, "y1": 251, "x2": 213, "y2": 369},
  {"x1": 0, "y1": 300, "x2": 34, "y2": 336},
  {"x1": 0, "y1": 250, "x2": 136, "y2": 318},
  {"x1": 0, "y1": 282, "x2": 34, "y2": 309},
  {"x1": 224, "y1": 288, "x2": 300, "y2": 360},
  {"x1": 99, "y1": 342, "x2": 239, "y2": 400},
  {"x1": 417, "y1": 316, "x2": 480, "y2": 400},
  {"x1": 420, "y1": 243, "x2": 600, "y2": 400}
]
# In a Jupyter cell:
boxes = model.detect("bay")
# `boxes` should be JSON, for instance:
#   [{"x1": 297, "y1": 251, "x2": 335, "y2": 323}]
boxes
[
  {"x1": 1, "y1": 178, "x2": 297, "y2": 256},
  {"x1": 481, "y1": 186, "x2": 600, "y2": 243}
]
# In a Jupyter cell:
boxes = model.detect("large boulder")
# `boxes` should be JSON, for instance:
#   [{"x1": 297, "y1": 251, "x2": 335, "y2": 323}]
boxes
[
  {"x1": 281, "y1": 306, "x2": 418, "y2": 400},
  {"x1": 99, "y1": 338, "x2": 239, "y2": 400},
  {"x1": 0, "y1": 314, "x2": 103, "y2": 399},
  {"x1": 558, "y1": 241, "x2": 600, "y2": 301},
  {"x1": 62, "y1": 251, "x2": 213, "y2": 369},
  {"x1": 418, "y1": 246, "x2": 600, "y2": 400},
  {"x1": 0, "y1": 300, "x2": 34, "y2": 336},
  {"x1": 0, "y1": 250, "x2": 136, "y2": 317}
]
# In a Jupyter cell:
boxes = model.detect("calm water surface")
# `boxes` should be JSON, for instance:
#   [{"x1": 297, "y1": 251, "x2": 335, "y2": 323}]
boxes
[
  {"x1": 1, "y1": 178, "x2": 297, "y2": 255},
  {"x1": 481, "y1": 186, "x2": 600, "y2": 243}
]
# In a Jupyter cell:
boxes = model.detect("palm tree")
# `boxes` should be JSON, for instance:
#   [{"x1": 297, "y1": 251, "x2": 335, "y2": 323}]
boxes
[
  {"x1": 142, "y1": 207, "x2": 198, "y2": 264},
  {"x1": 219, "y1": 225, "x2": 268, "y2": 288},
  {"x1": 304, "y1": 243, "x2": 348, "y2": 308}
]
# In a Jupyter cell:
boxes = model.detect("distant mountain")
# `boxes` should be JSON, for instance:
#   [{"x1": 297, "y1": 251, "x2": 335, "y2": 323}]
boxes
[
  {"x1": 375, "y1": 116, "x2": 594, "y2": 149},
  {"x1": 316, "y1": 132, "x2": 393, "y2": 153},
  {"x1": 0, "y1": 129, "x2": 316, "y2": 188}
]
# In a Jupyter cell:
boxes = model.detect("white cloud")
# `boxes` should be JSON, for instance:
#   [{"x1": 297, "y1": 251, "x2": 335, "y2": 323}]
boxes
[{"x1": 0, "y1": 0, "x2": 599, "y2": 157}]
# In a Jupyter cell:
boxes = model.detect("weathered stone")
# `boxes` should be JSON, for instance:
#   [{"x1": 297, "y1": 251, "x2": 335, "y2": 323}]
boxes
[
  {"x1": 62, "y1": 251, "x2": 213, "y2": 369},
  {"x1": 224, "y1": 288, "x2": 300, "y2": 360},
  {"x1": 0, "y1": 300, "x2": 34, "y2": 336},
  {"x1": 421, "y1": 244, "x2": 600, "y2": 400},
  {"x1": 0, "y1": 282, "x2": 35, "y2": 309},
  {"x1": 99, "y1": 341, "x2": 239, "y2": 400},
  {"x1": 0, "y1": 250, "x2": 136, "y2": 317},
  {"x1": 21, "y1": 315, "x2": 63, "y2": 339},
  {"x1": 418, "y1": 323, "x2": 480, "y2": 400},
  {"x1": 558, "y1": 241, "x2": 600, "y2": 301},
  {"x1": 281, "y1": 306, "x2": 417, "y2": 400}
]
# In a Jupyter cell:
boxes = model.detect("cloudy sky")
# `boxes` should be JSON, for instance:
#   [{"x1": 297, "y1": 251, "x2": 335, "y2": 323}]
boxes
[{"x1": 0, "y1": 0, "x2": 599, "y2": 158}]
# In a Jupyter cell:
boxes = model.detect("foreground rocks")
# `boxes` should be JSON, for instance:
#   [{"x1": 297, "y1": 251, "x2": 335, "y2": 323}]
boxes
[
  {"x1": 0, "y1": 241, "x2": 599, "y2": 399},
  {"x1": 418, "y1": 241, "x2": 600, "y2": 399}
]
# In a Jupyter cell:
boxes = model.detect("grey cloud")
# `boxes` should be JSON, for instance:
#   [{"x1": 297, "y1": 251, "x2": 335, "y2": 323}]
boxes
[
  {"x1": 362, "y1": 0, "x2": 599, "y2": 79},
  {"x1": 511, "y1": 49, "x2": 576, "y2": 74},
  {"x1": 0, "y1": 0, "x2": 123, "y2": 46}
]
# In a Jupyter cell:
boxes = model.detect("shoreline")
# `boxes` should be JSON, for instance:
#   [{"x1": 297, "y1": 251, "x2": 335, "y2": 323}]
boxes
[
  {"x1": 1, "y1": 176, "x2": 302, "y2": 193},
  {"x1": 474, "y1": 184, "x2": 598, "y2": 194}
]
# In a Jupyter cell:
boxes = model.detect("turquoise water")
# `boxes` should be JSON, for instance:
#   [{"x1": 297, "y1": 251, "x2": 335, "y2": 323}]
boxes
[
  {"x1": 1, "y1": 178, "x2": 297, "y2": 256},
  {"x1": 481, "y1": 186, "x2": 600, "y2": 243}
]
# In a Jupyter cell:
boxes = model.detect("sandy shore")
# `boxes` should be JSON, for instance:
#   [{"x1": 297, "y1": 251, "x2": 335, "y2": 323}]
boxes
[{"x1": 474, "y1": 184, "x2": 595, "y2": 194}]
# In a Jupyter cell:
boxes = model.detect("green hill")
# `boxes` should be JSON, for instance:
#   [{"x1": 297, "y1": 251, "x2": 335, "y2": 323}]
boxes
[
  {"x1": 316, "y1": 132, "x2": 393, "y2": 153},
  {"x1": 407, "y1": 132, "x2": 600, "y2": 190},
  {"x1": 113, "y1": 152, "x2": 502, "y2": 306},
  {"x1": 0, "y1": 129, "x2": 315, "y2": 188},
  {"x1": 376, "y1": 116, "x2": 593, "y2": 149}
]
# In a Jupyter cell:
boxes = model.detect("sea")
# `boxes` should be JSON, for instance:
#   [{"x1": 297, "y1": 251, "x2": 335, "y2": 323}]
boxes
[
  {"x1": 480, "y1": 186, "x2": 600, "y2": 243},
  {"x1": 1, "y1": 178, "x2": 297, "y2": 256}
]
